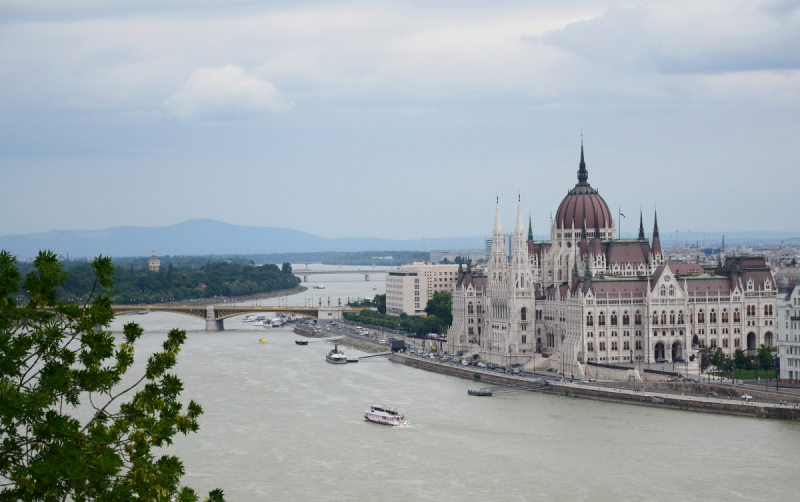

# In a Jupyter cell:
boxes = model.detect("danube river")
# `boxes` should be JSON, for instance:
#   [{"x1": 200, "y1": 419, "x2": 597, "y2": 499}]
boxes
[{"x1": 107, "y1": 270, "x2": 800, "y2": 502}]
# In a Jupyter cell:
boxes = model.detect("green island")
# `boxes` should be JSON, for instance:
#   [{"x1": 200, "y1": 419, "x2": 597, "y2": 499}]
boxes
[{"x1": 16, "y1": 258, "x2": 301, "y2": 304}]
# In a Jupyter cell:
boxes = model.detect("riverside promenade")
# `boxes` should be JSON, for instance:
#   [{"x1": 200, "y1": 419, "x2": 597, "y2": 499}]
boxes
[{"x1": 392, "y1": 353, "x2": 800, "y2": 421}]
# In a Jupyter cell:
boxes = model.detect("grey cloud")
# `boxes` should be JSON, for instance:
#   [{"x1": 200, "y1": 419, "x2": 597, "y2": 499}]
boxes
[{"x1": 539, "y1": 3, "x2": 800, "y2": 75}]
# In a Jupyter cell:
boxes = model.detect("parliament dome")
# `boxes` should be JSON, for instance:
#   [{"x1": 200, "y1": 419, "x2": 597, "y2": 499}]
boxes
[{"x1": 554, "y1": 145, "x2": 612, "y2": 231}]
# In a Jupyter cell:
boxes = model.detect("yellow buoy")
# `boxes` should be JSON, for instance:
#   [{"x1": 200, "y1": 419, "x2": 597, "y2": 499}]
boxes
[{"x1": 260, "y1": 339, "x2": 266, "y2": 344}]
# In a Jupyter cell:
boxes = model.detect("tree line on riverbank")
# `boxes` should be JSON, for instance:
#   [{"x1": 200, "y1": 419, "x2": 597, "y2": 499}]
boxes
[
  {"x1": 16, "y1": 258, "x2": 300, "y2": 304},
  {"x1": 344, "y1": 292, "x2": 452, "y2": 336},
  {"x1": 699, "y1": 345, "x2": 776, "y2": 379}
]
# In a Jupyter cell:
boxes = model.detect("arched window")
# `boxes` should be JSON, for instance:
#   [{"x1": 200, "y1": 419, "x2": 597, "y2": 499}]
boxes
[
  {"x1": 660, "y1": 285, "x2": 666, "y2": 297},
  {"x1": 520, "y1": 307, "x2": 527, "y2": 321},
  {"x1": 635, "y1": 340, "x2": 642, "y2": 350},
  {"x1": 710, "y1": 339, "x2": 717, "y2": 348},
  {"x1": 669, "y1": 311, "x2": 675, "y2": 324},
  {"x1": 734, "y1": 309, "x2": 740, "y2": 323},
  {"x1": 710, "y1": 309, "x2": 717, "y2": 323},
  {"x1": 722, "y1": 309, "x2": 728, "y2": 323},
  {"x1": 669, "y1": 284, "x2": 675, "y2": 296},
  {"x1": 468, "y1": 303, "x2": 474, "y2": 314},
  {"x1": 611, "y1": 312, "x2": 618, "y2": 326},
  {"x1": 678, "y1": 311, "x2": 684, "y2": 324},
  {"x1": 652, "y1": 312, "x2": 659, "y2": 325},
  {"x1": 588, "y1": 342, "x2": 594, "y2": 352},
  {"x1": 768, "y1": 305, "x2": 773, "y2": 315},
  {"x1": 698, "y1": 310, "x2": 705, "y2": 323},
  {"x1": 661, "y1": 311, "x2": 667, "y2": 325},
  {"x1": 586, "y1": 312, "x2": 593, "y2": 326},
  {"x1": 635, "y1": 311, "x2": 642, "y2": 325},
  {"x1": 623, "y1": 312, "x2": 630, "y2": 325},
  {"x1": 598, "y1": 312, "x2": 606, "y2": 326}
]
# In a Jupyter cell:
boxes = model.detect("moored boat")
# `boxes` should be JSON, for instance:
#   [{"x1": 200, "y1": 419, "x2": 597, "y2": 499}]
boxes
[
  {"x1": 364, "y1": 405, "x2": 410, "y2": 426},
  {"x1": 295, "y1": 339, "x2": 308, "y2": 345},
  {"x1": 326, "y1": 344, "x2": 347, "y2": 364}
]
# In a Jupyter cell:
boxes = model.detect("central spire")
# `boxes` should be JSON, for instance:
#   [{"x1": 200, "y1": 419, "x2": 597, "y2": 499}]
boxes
[{"x1": 577, "y1": 139, "x2": 588, "y2": 185}]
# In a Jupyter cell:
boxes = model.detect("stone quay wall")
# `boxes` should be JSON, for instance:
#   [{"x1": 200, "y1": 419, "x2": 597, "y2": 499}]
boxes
[{"x1": 391, "y1": 354, "x2": 800, "y2": 420}]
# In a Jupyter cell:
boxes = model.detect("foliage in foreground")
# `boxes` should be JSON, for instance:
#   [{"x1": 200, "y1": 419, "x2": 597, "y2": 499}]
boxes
[{"x1": 0, "y1": 250, "x2": 223, "y2": 502}]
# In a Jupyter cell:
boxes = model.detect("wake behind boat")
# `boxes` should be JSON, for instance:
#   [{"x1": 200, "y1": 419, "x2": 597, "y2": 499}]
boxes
[{"x1": 364, "y1": 405, "x2": 410, "y2": 426}]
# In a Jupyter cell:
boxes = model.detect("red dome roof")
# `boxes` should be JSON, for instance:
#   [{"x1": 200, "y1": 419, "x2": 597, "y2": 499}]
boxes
[{"x1": 554, "y1": 144, "x2": 612, "y2": 231}]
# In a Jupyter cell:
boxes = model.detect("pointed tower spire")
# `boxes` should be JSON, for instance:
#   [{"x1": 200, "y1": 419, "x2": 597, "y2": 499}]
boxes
[
  {"x1": 638, "y1": 209, "x2": 645, "y2": 241},
  {"x1": 490, "y1": 199, "x2": 507, "y2": 267},
  {"x1": 653, "y1": 208, "x2": 660, "y2": 237},
  {"x1": 577, "y1": 138, "x2": 588, "y2": 185},
  {"x1": 527, "y1": 215, "x2": 534, "y2": 242},
  {"x1": 512, "y1": 198, "x2": 527, "y2": 264},
  {"x1": 651, "y1": 208, "x2": 662, "y2": 258}
]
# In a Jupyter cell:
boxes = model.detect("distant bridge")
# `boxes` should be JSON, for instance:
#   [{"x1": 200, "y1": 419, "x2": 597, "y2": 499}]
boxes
[
  {"x1": 110, "y1": 305, "x2": 364, "y2": 331},
  {"x1": 292, "y1": 269, "x2": 387, "y2": 282}
]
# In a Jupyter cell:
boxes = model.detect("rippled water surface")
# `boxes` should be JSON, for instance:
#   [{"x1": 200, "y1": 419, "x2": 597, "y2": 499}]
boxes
[{"x1": 108, "y1": 271, "x2": 800, "y2": 502}]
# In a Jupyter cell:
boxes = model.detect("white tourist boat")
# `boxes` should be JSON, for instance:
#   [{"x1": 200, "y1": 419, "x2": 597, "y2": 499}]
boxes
[
  {"x1": 313, "y1": 285, "x2": 326, "y2": 289},
  {"x1": 271, "y1": 318, "x2": 283, "y2": 327},
  {"x1": 242, "y1": 315, "x2": 256, "y2": 322},
  {"x1": 364, "y1": 405, "x2": 410, "y2": 426}
]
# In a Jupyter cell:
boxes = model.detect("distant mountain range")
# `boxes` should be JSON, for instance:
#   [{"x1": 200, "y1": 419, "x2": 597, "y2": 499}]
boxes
[
  {"x1": 0, "y1": 219, "x2": 486, "y2": 258},
  {"x1": 1, "y1": 219, "x2": 797, "y2": 259}
]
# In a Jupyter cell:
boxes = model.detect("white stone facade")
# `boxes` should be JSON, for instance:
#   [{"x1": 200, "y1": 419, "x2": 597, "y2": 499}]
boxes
[
  {"x1": 777, "y1": 280, "x2": 800, "y2": 383},
  {"x1": 447, "y1": 146, "x2": 777, "y2": 373}
]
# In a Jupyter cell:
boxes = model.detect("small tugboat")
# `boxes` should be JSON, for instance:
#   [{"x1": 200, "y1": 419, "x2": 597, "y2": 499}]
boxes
[
  {"x1": 326, "y1": 344, "x2": 348, "y2": 364},
  {"x1": 364, "y1": 405, "x2": 410, "y2": 426},
  {"x1": 295, "y1": 339, "x2": 308, "y2": 345}
]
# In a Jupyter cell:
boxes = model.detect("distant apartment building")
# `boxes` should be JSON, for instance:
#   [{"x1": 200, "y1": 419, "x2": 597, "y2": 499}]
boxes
[
  {"x1": 777, "y1": 277, "x2": 800, "y2": 384},
  {"x1": 386, "y1": 262, "x2": 459, "y2": 316},
  {"x1": 148, "y1": 250, "x2": 161, "y2": 272}
]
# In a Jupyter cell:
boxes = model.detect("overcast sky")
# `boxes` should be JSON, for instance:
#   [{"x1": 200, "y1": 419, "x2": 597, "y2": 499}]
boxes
[{"x1": 1, "y1": 0, "x2": 799, "y2": 240}]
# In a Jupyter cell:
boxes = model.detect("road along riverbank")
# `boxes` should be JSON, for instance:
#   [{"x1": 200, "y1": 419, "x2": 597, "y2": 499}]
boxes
[
  {"x1": 391, "y1": 353, "x2": 800, "y2": 420},
  {"x1": 293, "y1": 324, "x2": 387, "y2": 354}
]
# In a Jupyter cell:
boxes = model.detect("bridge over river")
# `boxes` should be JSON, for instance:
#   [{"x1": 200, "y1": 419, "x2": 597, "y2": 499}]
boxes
[
  {"x1": 292, "y1": 269, "x2": 387, "y2": 282},
  {"x1": 111, "y1": 305, "x2": 363, "y2": 331}
]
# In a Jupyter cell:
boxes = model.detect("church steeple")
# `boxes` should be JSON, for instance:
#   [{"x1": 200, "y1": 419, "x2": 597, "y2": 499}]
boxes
[
  {"x1": 577, "y1": 139, "x2": 588, "y2": 185},
  {"x1": 638, "y1": 210, "x2": 645, "y2": 241}
]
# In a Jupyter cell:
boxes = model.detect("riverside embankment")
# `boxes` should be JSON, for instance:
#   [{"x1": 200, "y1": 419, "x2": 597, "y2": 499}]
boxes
[
  {"x1": 293, "y1": 324, "x2": 387, "y2": 354},
  {"x1": 391, "y1": 353, "x2": 800, "y2": 420}
]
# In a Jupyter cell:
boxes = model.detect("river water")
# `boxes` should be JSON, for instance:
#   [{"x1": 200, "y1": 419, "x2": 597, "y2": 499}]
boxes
[{"x1": 107, "y1": 266, "x2": 800, "y2": 502}]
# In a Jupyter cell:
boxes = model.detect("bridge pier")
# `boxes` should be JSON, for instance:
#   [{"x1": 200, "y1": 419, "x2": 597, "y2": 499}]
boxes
[
  {"x1": 364, "y1": 274, "x2": 370, "y2": 281},
  {"x1": 206, "y1": 319, "x2": 225, "y2": 331},
  {"x1": 205, "y1": 306, "x2": 225, "y2": 331}
]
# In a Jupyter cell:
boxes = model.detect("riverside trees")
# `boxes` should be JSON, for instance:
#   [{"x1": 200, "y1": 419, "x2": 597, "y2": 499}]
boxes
[{"x1": 0, "y1": 251, "x2": 223, "y2": 502}]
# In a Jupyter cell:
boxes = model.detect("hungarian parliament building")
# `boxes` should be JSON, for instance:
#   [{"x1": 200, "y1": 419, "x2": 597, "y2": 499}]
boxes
[{"x1": 447, "y1": 145, "x2": 777, "y2": 375}]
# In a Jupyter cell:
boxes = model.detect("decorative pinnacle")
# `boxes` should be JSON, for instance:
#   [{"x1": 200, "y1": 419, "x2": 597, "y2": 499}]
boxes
[
  {"x1": 577, "y1": 138, "x2": 588, "y2": 184},
  {"x1": 653, "y1": 208, "x2": 660, "y2": 237}
]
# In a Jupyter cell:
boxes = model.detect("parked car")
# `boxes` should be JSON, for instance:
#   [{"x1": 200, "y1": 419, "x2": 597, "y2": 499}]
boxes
[
  {"x1": 462, "y1": 360, "x2": 469, "y2": 366},
  {"x1": 477, "y1": 363, "x2": 487, "y2": 368},
  {"x1": 674, "y1": 358, "x2": 686, "y2": 363},
  {"x1": 707, "y1": 391, "x2": 719, "y2": 397},
  {"x1": 656, "y1": 358, "x2": 668, "y2": 363},
  {"x1": 512, "y1": 369, "x2": 520, "y2": 375},
  {"x1": 741, "y1": 394, "x2": 753, "y2": 401}
]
